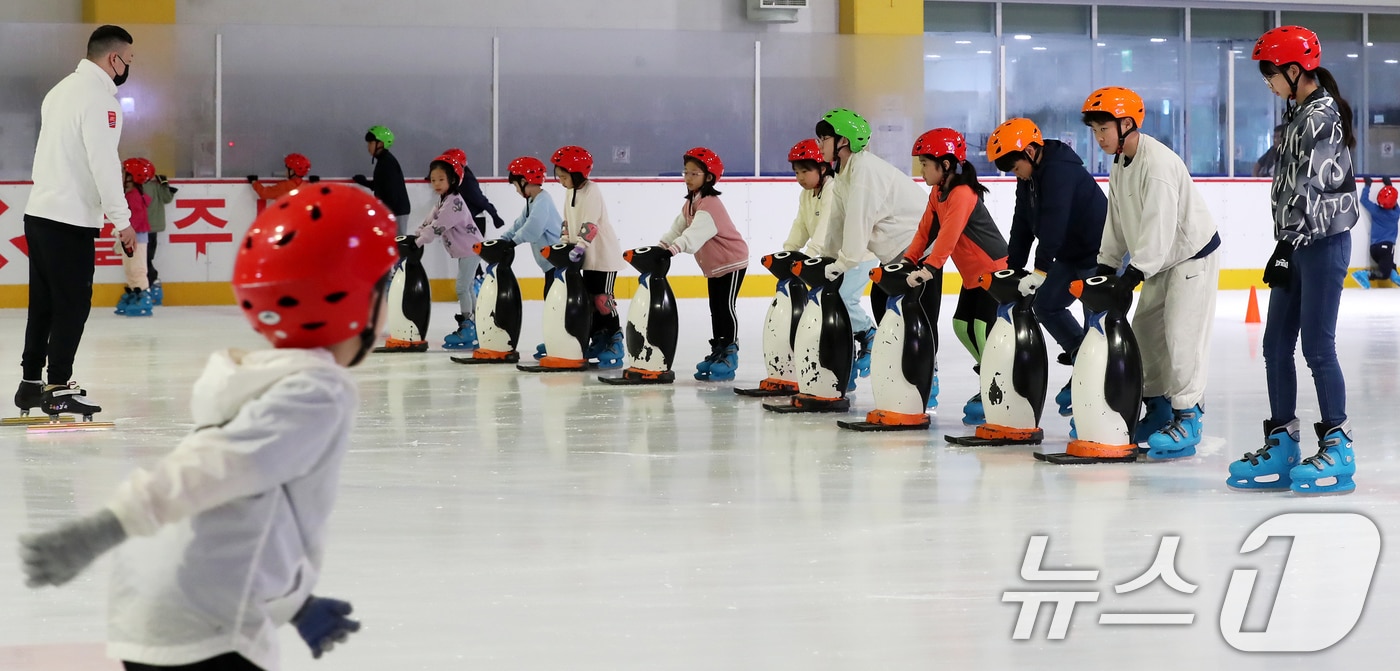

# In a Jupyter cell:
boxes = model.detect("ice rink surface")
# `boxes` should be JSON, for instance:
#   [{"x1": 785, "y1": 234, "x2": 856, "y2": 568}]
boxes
[{"x1": 2, "y1": 288, "x2": 1398, "y2": 670}]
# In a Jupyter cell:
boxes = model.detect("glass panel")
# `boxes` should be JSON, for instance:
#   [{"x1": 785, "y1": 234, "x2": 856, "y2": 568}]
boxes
[
  {"x1": 221, "y1": 25, "x2": 491, "y2": 180},
  {"x1": 1005, "y1": 36, "x2": 1094, "y2": 171},
  {"x1": 758, "y1": 33, "x2": 838, "y2": 177},
  {"x1": 923, "y1": 33, "x2": 998, "y2": 173},
  {"x1": 1187, "y1": 41, "x2": 1228, "y2": 176},
  {"x1": 924, "y1": 1, "x2": 995, "y2": 34},
  {"x1": 1373, "y1": 14, "x2": 1400, "y2": 43},
  {"x1": 1279, "y1": 12, "x2": 1363, "y2": 42},
  {"x1": 0, "y1": 23, "x2": 217, "y2": 179},
  {"x1": 1191, "y1": 9, "x2": 1271, "y2": 41},
  {"x1": 1366, "y1": 44, "x2": 1400, "y2": 175},
  {"x1": 1098, "y1": 7, "x2": 1184, "y2": 39},
  {"x1": 1092, "y1": 36, "x2": 1184, "y2": 174},
  {"x1": 501, "y1": 28, "x2": 755, "y2": 177},
  {"x1": 1003, "y1": 3, "x2": 1090, "y2": 36},
  {"x1": 1233, "y1": 45, "x2": 1280, "y2": 178}
]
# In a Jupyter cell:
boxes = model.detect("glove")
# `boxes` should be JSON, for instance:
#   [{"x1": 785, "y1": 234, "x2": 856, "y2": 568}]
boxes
[
  {"x1": 906, "y1": 265, "x2": 936, "y2": 288},
  {"x1": 19, "y1": 509, "x2": 128, "y2": 588},
  {"x1": 568, "y1": 240, "x2": 588, "y2": 263},
  {"x1": 352, "y1": 174, "x2": 369, "y2": 187},
  {"x1": 156, "y1": 174, "x2": 169, "y2": 185},
  {"x1": 824, "y1": 263, "x2": 843, "y2": 282},
  {"x1": 1108, "y1": 264, "x2": 1144, "y2": 306},
  {"x1": 1385, "y1": 176, "x2": 1394, "y2": 187},
  {"x1": 491, "y1": 214, "x2": 506, "y2": 230},
  {"x1": 307, "y1": 175, "x2": 321, "y2": 183},
  {"x1": 246, "y1": 174, "x2": 259, "y2": 183},
  {"x1": 1017, "y1": 270, "x2": 1046, "y2": 296},
  {"x1": 1364, "y1": 176, "x2": 1373, "y2": 187},
  {"x1": 292, "y1": 596, "x2": 361, "y2": 659},
  {"x1": 1262, "y1": 240, "x2": 1293, "y2": 289},
  {"x1": 1094, "y1": 263, "x2": 1117, "y2": 278}
]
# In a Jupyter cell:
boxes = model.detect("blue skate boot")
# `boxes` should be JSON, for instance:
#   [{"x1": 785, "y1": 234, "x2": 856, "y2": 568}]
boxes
[
  {"x1": 927, "y1": 372, "x2": 940, "y2": 409},
  {"x1": 854, "y1": 328, "x2": 875, "y2": 379},
  {"x1": 1132, "y1": 395, "x2": 1173, "y2": 444},
  {"x1": 1227, "y1": 419, "x2": 1301, "y2": 491},
  {"x1": 695, "y1": 339, "x2": 721, "y2": 380},
  {"x1": 1055, "y1": 381, "x2": 1073, "y2": 417},
  {"x1": 1391, "y1": 269, "x2": 1400, "y2": 286},
  {"x1": 1144, "y1": 404, "x2": 1203, "y2": 460},
  {"x1": 1351, "y1": 269, "x2": 1372, "y2": 289},
  {"x1": 702, "y1": 343, "x2": 740, "y2": 382},
  {"x1": 114, "y1": 288, "x2": 133, "y2": 315},
  {"x1": 149, "y1": 280, "x2": 164, "y2": 306},
  {"x1": 443, "y1": 314, "x2": 478, "y2": 350},
  {"x1": 534, "y1": 343, "x2": 547, "y2": 360},
  {"x1": 591, "y1": 331, "x2": 625, "y2": 369},
  {"x1": 1289, "y1": 421, "x2": 1356, "y2": 495},
  {"x1": 962, "y1": 393, "x2": 985, "y2": 425},
  {"x1": 124, "y1": 288, "x2": 154, "y2": 317}
]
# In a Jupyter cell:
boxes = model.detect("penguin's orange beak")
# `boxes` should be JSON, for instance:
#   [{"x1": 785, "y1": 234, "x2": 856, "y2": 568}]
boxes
[
  {"x1": 978, "y1": 272, "x2": 993, "y2": 290},
  {"x1": 473, "y1": 242, "x2": 484, "y2": 254},
  {"x1": 541, "y1": 246, "x2": 552, "y2": 260},
  {"x1": 791, "y1": 261, "x2": 804, "y2": 276},
  {"x1": 1069, "y1": 280, "x2": 1084, "y2": 298},
  {"x1": 870, "y1": 267, "x2": 883, "y2": 283},
  {"x1": 624, "y1": 250, "x2": 634, "y2": 263},
  {"x1": 762, "y1": 255, "x2": 774, "y2": 269}
]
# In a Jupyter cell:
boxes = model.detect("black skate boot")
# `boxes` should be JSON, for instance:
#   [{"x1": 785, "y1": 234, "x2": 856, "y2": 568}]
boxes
[
  {"x1": 14, "y1": 380, "x2": 43, "y2": 417},
  {"x1": 41, "y1": 381, "x2": 102, "y2": 420}
]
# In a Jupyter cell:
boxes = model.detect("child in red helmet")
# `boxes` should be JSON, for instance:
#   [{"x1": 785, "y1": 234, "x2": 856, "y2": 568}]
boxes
[
  {"x1": 248, "y1": 152, "x2": 317, "y2": 202},
  {"x1": 660, "y1": 147, "x2": 750, "y2": 381},
  {"x1": 549, "y1": 145, "x2": 627, "y2": 368},
  {"x1": 116, "y1": 157, "x2": 154, "y2": 317},
  {"x1": 502, "y1": 156, "x2": 563, "y2": 281},
  {"x1": 415, "y1": 154, "x2": 485, "y2": 350},
  {"x1": 1352, "y1": 176, "x2": 1400, "y2": 289},
  {"x1": 904, "y1": 128, "x2": 1010, "y2": 425},
  {"x1": 19, "y1": 184, "x2": 397, "y2": 670}
]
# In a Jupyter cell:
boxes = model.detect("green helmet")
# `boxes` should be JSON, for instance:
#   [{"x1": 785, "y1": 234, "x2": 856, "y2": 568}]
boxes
[
  {"x1": 819, "y1": 108, "x2": 870, "y2": 153},
  {"x1": 365, "y1": 125, "x2": 395, "y2": 149}
]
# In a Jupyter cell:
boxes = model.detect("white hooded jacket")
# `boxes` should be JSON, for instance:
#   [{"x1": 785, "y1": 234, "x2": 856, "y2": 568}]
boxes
[
  {"x1": 825, "y1": 150, "x2": 923, "y2": 273},
  {"x1": 104, "y1": 348, "x2": 357, "y2": 671}
]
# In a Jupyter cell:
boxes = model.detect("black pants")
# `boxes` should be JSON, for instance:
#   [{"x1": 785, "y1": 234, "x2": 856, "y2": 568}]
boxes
[
  {"x1": 22, "y1": 216, "x2": 98, "y2": 385},
  {"x1": 1369, "y1": 242, "x2": 1395, "y2": 279},
  {"x1": 583, "y1": 270, "x2": 619, "y2": 337},
  {"x1": 871, "y1": 267, "x2": 943, "y2": 353},
  {"x1": 707, "y1": 269, "x2": 745, "y2": 346},
  {"x1": 146, "y1": 232, "x2": 160, "y2": 283},
  {"x1": 124, "y1": 653, "x2": 261, "y2": 671}
]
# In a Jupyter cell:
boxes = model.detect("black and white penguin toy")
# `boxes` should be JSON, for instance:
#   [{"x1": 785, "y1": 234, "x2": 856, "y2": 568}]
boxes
[
  {"x1": 764, "y1": 256, "x2": 853, "y2": 414},
  {"x1": 374, "y1": 235, "x2": 431, "y2": 353},
  {"x1": 517, "y1": 242, "x2": 593, "y2": 372},
  {"x1": 946, "y1": 268, "x2": 1048, "y2": 446},
  {"x1": 452, "y1": 239, "x2": 522, "y2": 365},
  {"x1": 600, "y1": 246, "x2": 677, "y2": 385},
  {"x1": 838, "y1": 260, "x2": 935, "y2": 431},
  {"x1": 735, "y1": 250, "x2": 807, "y2": 397},
  {"x1": 1035, "y1": 274, "x2": 1142, "y2": 464}
]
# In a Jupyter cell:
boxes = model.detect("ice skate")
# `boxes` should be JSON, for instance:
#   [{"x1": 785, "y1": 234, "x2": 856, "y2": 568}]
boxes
[
  {"x1": 149, "y1": 280, "x2": 164, "y2": 306},
  {"x1": 29, "y1": 382, "x2": 114, "y2": 432},
  {"x1": 1132, "y1": 395, "x2": 1172, "y2": 444},
  {"x1": 1351, "y1": 269, "x2": 1372, "y2": 289},
  {"x1": 122, "y1": 288, "x2": 154, "y2": 317},
  {"x1": 853, "y1": 328, "x2": 875, "y2": 378},
  {"x1": 442, "y1": 314, "x2": 478, "y2": 350},
  {"x1": 4, "y1": 381, "x2": 74, "y2": 426},
  {"x1": 114, "y1": 288, "x2": 133, "y2": 315},
  {"x1": 962, "y1": 393, "x2": 985, "y2": 425},
  {"x1": 1227, "y1": 419, "x2": 1301, "y2": 491},
  {"x1": 1055, "y1": 381, "x2": 1072, "y2": 417},
  {"x1": 588, "y1": 331, "x2": 625, "y2": 370},
  {"x1": 703, "y1": 344, "x2": 739, "y2": 382},
  {"x1": 1143, "y1": 404, "x2": 1202, "y2": 460},
  {"x1": 1289, "y1": 421, "x2": 1356, "y2": 495}
]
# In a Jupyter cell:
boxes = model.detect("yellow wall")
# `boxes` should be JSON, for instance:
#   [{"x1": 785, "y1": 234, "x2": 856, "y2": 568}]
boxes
[
  {"x1": 839, "y1": 0, "x2": 923, "y2": 36},
  {"x1": 82, "y1": 0, "x2": 176, "y2": 24}
]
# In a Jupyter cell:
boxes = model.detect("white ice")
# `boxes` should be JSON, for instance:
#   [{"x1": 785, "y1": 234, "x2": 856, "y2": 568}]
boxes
[{"x1": 2, "y1": 289, "x2": 1399, "y2": 670}]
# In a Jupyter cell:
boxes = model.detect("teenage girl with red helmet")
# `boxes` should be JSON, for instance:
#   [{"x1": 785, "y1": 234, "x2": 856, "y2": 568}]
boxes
[
  {"x1": 1230, "y1": 26, "x2": 1360, "y2": 495},
  {"x1": 660, "y1": 147, "x2": 750, "y2": 381}
]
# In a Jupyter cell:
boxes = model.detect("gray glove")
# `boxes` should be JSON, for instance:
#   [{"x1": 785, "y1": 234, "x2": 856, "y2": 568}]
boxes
[{"x1": 19, "y1": 509, "x2": 128, "y2": 588}]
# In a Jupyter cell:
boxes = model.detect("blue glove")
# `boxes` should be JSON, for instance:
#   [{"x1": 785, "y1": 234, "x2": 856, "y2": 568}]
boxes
[{"x1": 292, "y1": 596, "x2": 361, "y2": 659}]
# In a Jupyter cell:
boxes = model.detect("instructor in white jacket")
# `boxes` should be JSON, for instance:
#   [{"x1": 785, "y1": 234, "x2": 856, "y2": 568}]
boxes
[{"x1": 18, "y1": 25, "x2": 137, "y2": 418}]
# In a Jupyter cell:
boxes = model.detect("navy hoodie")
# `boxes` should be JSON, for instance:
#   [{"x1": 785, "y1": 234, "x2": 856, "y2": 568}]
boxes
[
  {"x1": 1006, "y1": 140, "x2": 1107, "y2": 272},
  {"x1": 358, "y1": 149, "x2": 412, "y2": 217}
]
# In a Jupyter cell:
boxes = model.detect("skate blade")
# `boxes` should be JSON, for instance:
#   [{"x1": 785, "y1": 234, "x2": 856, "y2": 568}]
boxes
[
  {"x1": 451, "y1": 352, "x2": 520, "y2": 365},
  {"x1": 598, "y1": 374, "x2": 674, "y2": 385},
  {"x1": 838, "y1": 420, "x2": 929, "y2": 432},
  {"x1": 3, "y1": 415, "x2": 75, "y2": 426},
  {"x1": 1033, "y1": 451, "x2": 1137, "y2": 464},
  {"x1": 733, "y1": 387, "x2": 797, "y2": 397},
  {"x1": 373, "y1": 344, "x2": 430, "y2": 353},
  {"x1": 763, "y1": 400, "x2": 851, "y2": 414},
  {"x1": 27, "y1": 420, "x2": 115, "y2": 433},
  {"x1": 946, "y1": 435, "x2": 1043, "y2": 447},
  {"x1": 516, "y1": 364, "x2": 588, "y2": 373}
]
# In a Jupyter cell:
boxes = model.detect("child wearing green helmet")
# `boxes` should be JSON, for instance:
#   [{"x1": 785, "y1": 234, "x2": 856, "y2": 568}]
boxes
[{"x1": 353, "y1": 125, "x2": 412, "y2": 234}]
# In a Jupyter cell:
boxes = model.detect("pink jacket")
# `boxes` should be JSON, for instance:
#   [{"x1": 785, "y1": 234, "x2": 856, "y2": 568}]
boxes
[
  {"x1": 662, "y1": 194, "x2": 750, "y2": 278},
  {"x1": 125, "y1": 188, "x2": 151, "y2": 234},
  {"x1": 415, "y1": 192, "x2": 483, "y2": 259}
]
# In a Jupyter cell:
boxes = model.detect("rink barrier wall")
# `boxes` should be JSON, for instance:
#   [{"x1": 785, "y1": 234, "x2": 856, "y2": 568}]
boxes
[{"x1": 0, "y1": 177, "x2": 1381, "y2": 308}]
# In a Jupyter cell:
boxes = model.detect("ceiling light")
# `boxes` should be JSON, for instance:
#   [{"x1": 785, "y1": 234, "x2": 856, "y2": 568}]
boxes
[
  {"x1": 955, "y1": 40, "x2": 972, "y2": 45},
  {"x1": 1014, "y1": 34, "x2": 1032, "y2": 40},
  {"x1": 1150, "y1": 38, "x2": 1166, "y2": 43}
]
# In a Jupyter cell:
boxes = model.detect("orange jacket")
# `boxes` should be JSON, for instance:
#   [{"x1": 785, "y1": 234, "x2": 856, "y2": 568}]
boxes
[
  {"x1": 251, "y1": 177, "x2": 303, "y2": 201},
  {"x1": 905, "y1": 185, "x2": 1009, "y2": 289}
]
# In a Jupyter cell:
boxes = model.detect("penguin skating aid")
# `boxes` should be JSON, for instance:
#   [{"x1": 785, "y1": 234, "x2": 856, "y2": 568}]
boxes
[
  {"x1": 600, "y1": 247, "x2": 678, "y2": 385},
  {"x1": 452, "y1": 239, "x2": 523, "y2": 365},
  {"x1": 517, "y1": 242, "x2": 594, "y2": 373},
  {"x1": 735, "y1": 251, "x2": 808, "y2": 397},
  {"x1": 946, "y1": 269, "x2": 1048, "y2": 446},
  {"x1": 373, "y1": 236, "x2": 431, "y2": 353},
  {"x1": 1035, "y1": 275, "x2": 1142, "y2": 464},
  {"x1": 838, "y1": 261, "x2": 934, "y2": 431},
  {"x1": 764, "y1": 257, "x2": 853, "y2": 414}
]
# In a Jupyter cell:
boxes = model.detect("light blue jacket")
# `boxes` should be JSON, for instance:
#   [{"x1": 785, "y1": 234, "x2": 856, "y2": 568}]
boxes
[{"x1": 500, "y1": 190, "x2": 562, "y2": 274}]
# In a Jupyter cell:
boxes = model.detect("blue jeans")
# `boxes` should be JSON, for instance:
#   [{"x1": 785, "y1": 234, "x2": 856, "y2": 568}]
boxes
[
  {"x1": 1263, "y1": 232, "x2": 1349, "y2": 425},
  {"x1": 1033, "y1": 262, "x2": 1096, "y2": 355},
  {"x1": 455, "y1": 253, "x2": 481, "y2": 318},
  {"x1": 841, "y1": 258, "x2": 879, "y2": 333}
]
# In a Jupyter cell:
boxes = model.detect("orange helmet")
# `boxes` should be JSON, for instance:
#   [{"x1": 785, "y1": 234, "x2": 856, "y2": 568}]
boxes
[
  {"x1": 1082, "y1": 86, "x2": 1145, "y2": 128},
  {"x1": 987, "y1": 118, "x2": 1044, "y2": 162}
]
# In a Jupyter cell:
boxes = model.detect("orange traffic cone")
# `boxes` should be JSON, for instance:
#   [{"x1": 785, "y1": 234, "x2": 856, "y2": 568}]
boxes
[{"x1": 1245, "y1": 285, "x2": 1261, "y2": 324}]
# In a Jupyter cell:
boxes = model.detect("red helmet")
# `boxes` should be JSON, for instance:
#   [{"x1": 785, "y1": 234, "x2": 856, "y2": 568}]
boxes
[
  {"x1": 123, "y1": 158, "x2": 154, "y2": 184},
  {"x1": 430, "y1": 154, "x2": 464, "y2": 182},
  {"x1": 551, "y1": 145, "x2": 594, "y2": 178},
  {"x1": 284, "y1": 153, "x2": 311, "y2": 178},
  {"x1": 508, "y1": 156, "x2": 547, "y2": 185},
  {"x1": 1380, "y1": 185, "x2": 1399, "y2": 210},
  {"x1": 233, "y1": 184, "x2": 399, "y2": 349},
  {"x1": 912, "y1": 128, "x2": 967, "y2": 163},
  {"x1": 788, "y1": 139, "x2": 824, "y2": 163},
  {"x1": 443, "y1": 148, "x2": 468, "y2": 167},
  {"x1": 683, "y1": 146, "x2": 724, "y2": 181},
  {"x1": 1252, "y1": 26, "x2": 1321, "y2": 71}
]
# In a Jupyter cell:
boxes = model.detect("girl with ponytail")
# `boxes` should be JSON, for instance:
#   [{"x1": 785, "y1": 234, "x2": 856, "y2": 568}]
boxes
[
  {"x1": 904, "y1": 128, "x2": 1009, "y2": 425},
  {"x1": 1229, "y1": 26, "x2": 1360, "y2": 495}
]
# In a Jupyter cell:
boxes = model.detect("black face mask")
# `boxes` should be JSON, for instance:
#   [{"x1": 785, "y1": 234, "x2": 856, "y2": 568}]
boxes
[{"x1": 112, "y1": 55, "x2": 130, "y2": 87}]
